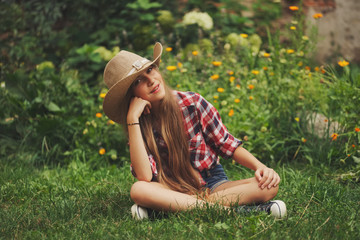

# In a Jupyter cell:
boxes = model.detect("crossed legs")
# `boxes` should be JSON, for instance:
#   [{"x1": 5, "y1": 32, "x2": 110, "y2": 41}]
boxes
[{"x1": 130, "y1": 177, "x2": 278, "y2": 212}]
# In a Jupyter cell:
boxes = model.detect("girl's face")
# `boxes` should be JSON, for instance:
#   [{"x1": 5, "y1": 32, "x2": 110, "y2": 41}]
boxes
[{"x1": 132, "y1": 65, "x2": 166, "y2": 105}]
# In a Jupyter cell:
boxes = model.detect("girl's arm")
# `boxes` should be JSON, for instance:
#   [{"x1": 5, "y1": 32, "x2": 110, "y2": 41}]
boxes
[
  {"x1": 233, "y1": 147, "x2": 280, "y2": 189},
  {"x1": 127, "y1": 97, "x2": 153, "y2": 182}
]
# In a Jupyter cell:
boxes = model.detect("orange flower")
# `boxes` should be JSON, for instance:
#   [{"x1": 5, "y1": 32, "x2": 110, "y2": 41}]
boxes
[
  {"x1": 212, "y1": 61, "x2": 222, "y2": 67},
  {"x1": 355, "y1": 127, "x2": 360, "y2": 132},
  {"x1": 301, "y1": 138, "x2": 307, "y2": 143},
  {"x1": 263, "y1": 66, "x2": 268, "y2": 71},
  {"x1": 177, "y1": 62, "x2": 183, "y2": 68},
  {"x1": 240, "y1": 33, "x2": 248, "y2": 38},
  {"x1": 166, "y1": 47, "x2": 173, "y2": 52},
  {"x1": 313, "y1": 13, "x2": 323, "y2": 19},
  {"x1": 287, "y1": 49, "x2": 295, "y2": 54},
  {"x1": 229, "y1": 76, "x2": 235, "y2": 83},
  {"x1": 331, "y1": 133, "x2": 339, "y2": 141},
  {"x1": 290, "y1": 26, "x2": 296, "y2": 30},
  {"x1": 352, "y1": 144, "x2": 356, "y2": 148},
  {"x1": 227, "y1": 71, "x2": 234, "y2": 75},
  {"x1": 263, "y1": 53, "x2": 270, "y2": 58},
  {"x1": 96, "y1": 113, "x2": 102, "y2": 118},
  {"x1": 248, "y1": 84, "x2": 255, "y2": 90},
  {"x1": 249, "y1": 96, "x2": 254, "y2": 100},
  {"x1": 289, "y1": 6, "x2": 299, "y2": 11},
  {"x1": 295, "y1": 117, "x2": 300, "y2": 122},
  {"x1": 99, "y1": 148, "x2": 106, "y2": 155},
  {"x1": 228, "y1": 109, "x2": 234, "y2": 117},
  {"x1": 211, "y1": 74, "x2": 219, "y2": 80},
  {"x1": 251, "y1": 70, "x2": 260, "y2": 75},
  {"x1": 99, "y1": 93, "x2": 106, "y2": 99},
  {"x1": 236, "y1": 84, "x2": 241, "y2": 89},
  {"x1": 217, "y1": 88, "x2": 225, "y2": 93},
  {"x1": 234, "y1": 98, "x2": 240, "y2": 103},
  {"x1": 305, "y1": 66, "x2": 311, "y2": 71},
  {"x1": 107, "y1": 120, "x2": 115, "y2": 125},
  {"x1": 192, "y1": 51, "x2": 198, "y2": 56},
  {"x1": 338, "y1": 60, "x2": 349, "y2": 67},
  {"x1": 166, "y1": 66, "x2": 177, "y2": 71}
]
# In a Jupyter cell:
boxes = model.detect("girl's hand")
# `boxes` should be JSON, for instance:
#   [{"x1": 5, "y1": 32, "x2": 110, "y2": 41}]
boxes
[
  {"x1": 127, "y1": 97, "x2": 152, "y2": 122},
  {"x1": 255, "y1": 167, "x2": 280, "y2": 189}
]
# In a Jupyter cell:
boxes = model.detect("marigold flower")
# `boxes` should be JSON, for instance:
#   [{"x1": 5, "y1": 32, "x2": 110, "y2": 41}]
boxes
[
  {"x1": 251, "y1": 70, "x2": 260, "y2": 75},
  {"x1": 301, "y1": 138, "x2": 307, "y2": 143},
  {"x1": 263, "y1": 66, "x2": 268, "y2": 71},
  {"x1": 287, "y1": 49, "x2": 295, "y2": 54},
  {"x1": 249, "y1": 96, "x2": 254, "y2": 100},
  {"x1": 314, "y1": 67, "x2": 320, "y2": 72},
  {"x1": 352, "y1": 144, "x2": 356, "y2": 148},
  {"x1": 99, "y1": 148, "x2": 106, "y2": 155},
  {"x1": 236, "y1": 84, "x2": 241, "y2": 89},
  {"x1": 338, "y1": 60, "x2": 349, "y2": 67},
  {"x1": 229, "y1": 76, "x2": 235, "y2": 83},
  {"x1": 290, "y1": 26, "x2": 296, "y2": 30},
  {"x1": 355, "y1": 127, "x2": 360, "y2": 132},
  {"x1": 234, "y1": 98, "x2": 240, "y2": 103},
  {"x1": 305, "y1": 66, "x2": 311, "y2": 71},
  {"x1": 96, "y1": 113, "x2": 102, "y2": 118},
  {"x1": 324, "y1": 119, "x2": 328, "y2": 123},
  {"x1": 313, "y1": 13, "x2": 323, "y2": 19},
  {"x1": 217, "y1": 88, "x2": 225, "y2": 93},
  {"x1": 166, "y1": 47, "x2": 173, "y2": 52},
  {"x1": 295, "y1": 117, "x2": 300, "y2": 122},
  {"x1": 99, "y1": 93, "x2": 106, "y2": 99},
  {"x1": 263, "y1": 53, "x2": 271, "y2": 58},
  {"x1": 331, "y1": 133, "x2": 339, "y2": 141},
  {"x1": 192, "y1": 51, "x2": 198, "y2": 56},
  {"x1": 166, "y1": 66, "x2": 177, "y2": 71},
  {"x1": 212, "y1": 61, "x2": 222, "y2": 67},
  {"x1": 176, "y1": 84, "x2": 181, "y2": 88},
  {"x1": 213, "y1": 95, "x2": 219, "y2": 99},
  {"x1": 289, "y1": 6, "x2": 299, "y2": 11},
  {"x1": 228, "y1": 109, "x2": 234, "y2": 117},
  {"x1": 107, "y1": 120, "x2": 115, "y2": 125},
  {"x1": 227, "y1": 71, "x2": 234, "y2": 75},
  {"x1": 248, "y1": 84, "x2": 255, "y2": 90},
  {"x1": 240, "y1": 33, "x2": 248, "y2": 38},
  {"x1": 177, "y1": 62, "x2": 183, "y2": 68},
  {"x1": 211, "y1": 74, "x2": 219, "y2": 80}
]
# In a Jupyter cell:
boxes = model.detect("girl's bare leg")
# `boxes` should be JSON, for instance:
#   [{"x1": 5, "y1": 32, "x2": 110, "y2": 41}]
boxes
[
  {"x1": 130, "y1": 181, "x2": 209, "y2": 212},
  {"x1": 208, "y1": 177, "x2": 279, "y2": 206}
]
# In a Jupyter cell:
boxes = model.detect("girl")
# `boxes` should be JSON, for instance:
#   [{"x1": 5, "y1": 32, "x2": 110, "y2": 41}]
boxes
[{"x1": 103, "y1": 42, "x2": 286, "y2": 219}]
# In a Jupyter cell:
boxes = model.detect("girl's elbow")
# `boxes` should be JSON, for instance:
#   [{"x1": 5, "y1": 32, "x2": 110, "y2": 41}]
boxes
[{"x1": 136, "y1": 172, "x2": 153, "y2": 182}]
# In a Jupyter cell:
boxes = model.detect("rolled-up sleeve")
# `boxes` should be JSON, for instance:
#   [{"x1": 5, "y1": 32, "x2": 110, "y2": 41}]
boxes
[{"x1": 195, "y1": 93, "x2": 242, "y2": 159}]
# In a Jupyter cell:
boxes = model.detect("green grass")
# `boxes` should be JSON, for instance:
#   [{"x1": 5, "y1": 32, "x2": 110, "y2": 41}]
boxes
[{"x1": 1, "y1": 158, "x2": 359, "y2": 239}]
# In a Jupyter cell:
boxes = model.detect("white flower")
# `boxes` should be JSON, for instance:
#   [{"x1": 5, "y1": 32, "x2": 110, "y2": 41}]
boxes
[{"x1": 183, "y1": 11, "x2": 213, "y2": 30}]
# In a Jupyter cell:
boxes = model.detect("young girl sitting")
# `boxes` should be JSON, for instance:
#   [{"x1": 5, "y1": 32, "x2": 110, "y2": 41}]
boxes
[{"x1": 102, "y1": 42, "x2": 286, "y2": 220}]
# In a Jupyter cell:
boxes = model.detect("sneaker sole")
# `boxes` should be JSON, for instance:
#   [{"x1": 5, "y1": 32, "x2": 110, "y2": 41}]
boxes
[
  {"x1": 270, "y1": 200, "x2": 287, "y2": 219},
  {"x1": 131, "y1": 204, "x2": 149, "y2": 220}
]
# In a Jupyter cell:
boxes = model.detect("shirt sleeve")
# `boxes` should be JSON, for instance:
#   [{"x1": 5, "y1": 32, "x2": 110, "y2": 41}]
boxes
[
  {"x1": 130, "y1": 154, "x2": 158, "y2": 179},
  {"x1": 195, "y1": 93, "x2": 242, "y2": 159}
]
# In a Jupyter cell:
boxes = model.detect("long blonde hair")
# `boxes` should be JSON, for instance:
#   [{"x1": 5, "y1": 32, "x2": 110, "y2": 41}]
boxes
[{"x1": 120, "y1": 68, "x2": 203, "y2": 194}]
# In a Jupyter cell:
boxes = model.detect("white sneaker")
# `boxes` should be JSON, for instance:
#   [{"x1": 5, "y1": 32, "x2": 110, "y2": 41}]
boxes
[
  {"x1": 236, "y1": 200, "x2": 287, "y2": 219},
  {"x1": 131, "y1": 204, "x2": 149, "y2": 220}
]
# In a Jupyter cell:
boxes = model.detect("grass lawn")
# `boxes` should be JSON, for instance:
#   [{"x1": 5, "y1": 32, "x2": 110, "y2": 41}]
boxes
[{"x1": 1, "y1": 158, "x2": 359, "y2": 239}]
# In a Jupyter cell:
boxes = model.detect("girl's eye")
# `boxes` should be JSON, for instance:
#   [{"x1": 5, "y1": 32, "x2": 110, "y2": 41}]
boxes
[
  {"x1": 133, "y1": 78, "x2": 142, "y2": 86},
  {"x1": 146, "y1": 66, "x2": 153, "y2": 74}
]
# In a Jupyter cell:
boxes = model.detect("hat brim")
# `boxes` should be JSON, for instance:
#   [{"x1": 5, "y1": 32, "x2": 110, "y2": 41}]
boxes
[{"x1": 103, "y1": 42, "x2": 163, "y2": 124}]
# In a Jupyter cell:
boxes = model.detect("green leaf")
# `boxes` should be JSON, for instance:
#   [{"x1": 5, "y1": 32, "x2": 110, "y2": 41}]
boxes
[{"x1": 46, "y1": 102, "x2": 61, "y2": 112}]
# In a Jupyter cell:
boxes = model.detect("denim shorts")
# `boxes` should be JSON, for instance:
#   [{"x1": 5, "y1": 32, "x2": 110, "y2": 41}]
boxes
[{"x1": 200, "y1": 164, "x2": 229, "y2": 192}]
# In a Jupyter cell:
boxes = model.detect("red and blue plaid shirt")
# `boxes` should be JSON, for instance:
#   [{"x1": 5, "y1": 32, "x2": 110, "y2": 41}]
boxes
[{"x1": 131, "y1": 91, "x2": 242, "y2": 183}]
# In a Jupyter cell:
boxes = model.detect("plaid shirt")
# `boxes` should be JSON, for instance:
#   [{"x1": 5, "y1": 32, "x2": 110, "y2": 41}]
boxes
[{"x1": 131, "y1": 91, "x2": 242, "y2": 183}]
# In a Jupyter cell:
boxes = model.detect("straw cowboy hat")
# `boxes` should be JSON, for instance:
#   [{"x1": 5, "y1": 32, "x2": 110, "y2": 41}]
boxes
[{"x1": 103, "y1": 42, "x2": 163, "y2": 123}]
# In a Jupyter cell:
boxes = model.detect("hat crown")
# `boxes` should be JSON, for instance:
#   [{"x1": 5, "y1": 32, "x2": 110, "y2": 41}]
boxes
[{"x1": 104, "y1": 51, "x2": 149, "y2": 89}]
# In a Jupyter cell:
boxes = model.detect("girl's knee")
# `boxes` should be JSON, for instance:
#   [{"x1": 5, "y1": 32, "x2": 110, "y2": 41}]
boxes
[
  {"x1": 263, "y1": 185, "x2": 279, "y2": 202},
  {"x1": 130, "y1": 181, "x2": 150, "y2": 203}
]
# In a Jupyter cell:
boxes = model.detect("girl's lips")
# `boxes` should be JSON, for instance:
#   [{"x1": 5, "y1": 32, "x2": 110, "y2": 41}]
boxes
[{"x1": 150, "y1": 84, "x2": 160, "y2": 94}]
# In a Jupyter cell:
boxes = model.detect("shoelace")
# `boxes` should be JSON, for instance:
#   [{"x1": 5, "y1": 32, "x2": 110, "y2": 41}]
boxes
[{"x1": 236, "y1": 202, "x2": 273, "y2": 214}]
